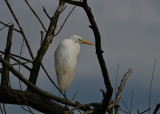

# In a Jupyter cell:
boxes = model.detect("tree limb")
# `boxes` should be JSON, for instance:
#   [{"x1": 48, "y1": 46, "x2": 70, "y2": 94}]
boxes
[
  {"x1": 108, "y1": 68, "x2": 133, "y2": 109},
  {"x1": 153, "y1": 103, "x2": 160, "y2": 114},
  {"x1": 0, "y1": 56, "x2": 81, "y2": 108},
  {"x1": 0, "y1": 50, "x2": 30, "y2": 62},
  {"x1": 0, "y1": 21, "x2": 20, "y2": 33},
  {"x1": 0, "y1": 87, "x2": 68, "y2": 114},
  {"x1": 1, "y1": 24, "x2": 14, "y2": 87},
  {"x1": 62, "y1": 0, "x2": 83, "y2": 7},
  {"x1": 24, "y1": 0, "x2": 47, "y2": 32},
  {"x1": 5, "y1": 0, "x2": 34, "y2": 59},
  {"x1": 27, "y1": 0, "x2": 65, "y2": 87}
]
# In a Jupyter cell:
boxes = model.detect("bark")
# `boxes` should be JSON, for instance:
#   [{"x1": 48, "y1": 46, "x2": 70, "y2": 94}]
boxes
[{"x1": 0, "y1": 87, "x2": 68, "y2": 114}]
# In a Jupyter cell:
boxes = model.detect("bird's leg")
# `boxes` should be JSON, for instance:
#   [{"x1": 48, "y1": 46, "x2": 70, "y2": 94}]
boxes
[
  {"x1": 64, "y1": 90, "x2": 69, "y2": 108},
  {"x1": 64, "y1": 90, "x2": 67, "y2": 98},
  {"x1": 58, "y1": 92, "x2": 61, "y2": 97}
]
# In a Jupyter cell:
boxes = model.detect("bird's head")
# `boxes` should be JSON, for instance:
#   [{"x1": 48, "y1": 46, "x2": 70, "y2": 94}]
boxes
[{"x1": 70, "y1": 35, "x2": 94, "y2": 45}]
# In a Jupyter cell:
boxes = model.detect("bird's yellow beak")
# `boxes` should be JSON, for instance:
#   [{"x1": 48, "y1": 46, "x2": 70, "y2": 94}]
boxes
[{"x1": 80, "y1": 39, "x2": 94, "y2": 45}]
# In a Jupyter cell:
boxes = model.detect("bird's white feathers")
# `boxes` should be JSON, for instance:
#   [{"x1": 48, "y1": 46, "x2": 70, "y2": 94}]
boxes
[{"x1": 54, "y1": 35, "x2": 81, "y2": 91}]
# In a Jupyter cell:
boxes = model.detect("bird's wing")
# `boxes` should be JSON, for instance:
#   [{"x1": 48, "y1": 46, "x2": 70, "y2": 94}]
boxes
[{"x1": 55, "y1": 48, "x2": 77, "y2": 91}]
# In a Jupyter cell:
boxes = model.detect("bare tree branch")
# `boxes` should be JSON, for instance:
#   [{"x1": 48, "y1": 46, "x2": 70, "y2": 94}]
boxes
[
  {"x1": 43, "y1": 7, "x2": 51, "y2": 20},
  {"x1": 27, "y1": 0, "x2": 66, "y2": 87},
  {"x1": 2, "y1": 104, "x2": 7, "y2": 114},
  {"x1": 11, "y1": 57, "x2": 31, "y2": 71},
  {"x1": 40, "y1": 31, "x2": 44, "y2": 46},
  {"x1": 54, "y1": 5, "x2": 76, "y2": 36},
  {"x1": 0, "y1": 21, "x2": 20, "y2": 33},
  {"x1": 1, "y1": 24, "x2": 14, "y2": 87},
  {"x1": 108, "y1": 68, "x2": 133, "y2": 109},
  {"x1": 62, "y1": 0, "x2": 83, "y2": 7},
  {"x1": 24, "y1": 0, "x2": 47, "y2": 32},
  {"x1": 40, "y1": 63, "x2": 67, "y2": 99},
  {"x1": 0, "y1": 50, "x2": 31, "y2": 62},
  {"x1": 137, "y1": 108, "x2": 151, "y2": 114},
  {"x1": 0, "y1": 22, "x2": 12, "y2": 32},
  {"x1": 149, "y1": 58, "x2": 156, "y2": 113},
  {"x1": 0, "y1": 56, "x2": 82, "y2": 108},
  {"x1": 0, "y1": 88, "x2": 68, "y2": 114},
  {"x1": 5, "y1": 0, "x2": 34, "y2": 59},
  {"x1": 153, "y1": 103, "x2": 160, "y2": 114}
]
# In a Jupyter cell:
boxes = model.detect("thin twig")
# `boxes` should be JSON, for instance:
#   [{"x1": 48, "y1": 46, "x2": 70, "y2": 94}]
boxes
[
  {"x1": 40, "y1": 31, "x2": 44, "y2": 46},
  {"x1": 0, "y1": 22, "x2": 11, "y2": 31},
  {"x1": 71, "y1": 91, "x2": 78, "y2": 101},
  {"x1": 129, "y1": 91, "x2": 134, "y2": 114},
  {"x1": 0, "y1": 104, "x2": 4, "y2": 114},
  {"x1": 108, "y1": 68, "x2": 133, "y2": 110},
  {"x1": 0, "y1": 21, "x2": 21, "y2": 33},
  {"x1": 119, "y1": 108, "x2": 128, "y2": 113},
  {"x1": 1, "y1": 24, "x2": 14, "y2": 87},
  {"x1": 149, "y1": 58, "x2": 156, "y2": 114},
  {"x1": 120, "y1": 97, "x2": 129, "y2": 113},
  {"x1": 5, "y1": 0, "x2": 34, "y2": 59},
  {"x1": 43, "y1": 6, "x2": 51, "y2": 20},
  {"x1": 65, "y1": 102, "x2": 100, "y2": 114},
  {"x1": 24, "y1": 0, "x2": 47, "y2": 32},
  {"x1": 62, "y1": 0, "x2": 83, "y2": 7},
  {"x1": 40, "y1": 63, "x2": 67, "y2": 99},
  {"x1": 11, "y1": 57, "x2": 32, "y2": 71},
  {"x1": 2, "y1": 104, "x2": 7, "y2": 114},
  {"x1": 153, "y1": 103, "x2": 160, "y2": 114},
  {"x1": 138, "y1": 108, "x2": 151, "y2": 114},
  {"x1": 54, "y1": 5, "x2": 76, "y2": 36},
  {"x1": 0, "y1": 50, "x2": 30, "y2": 62},
  {"x1": 18, "y1": 32, "x2": 34, "y2": 113},
  {"x1": 19, "y1": 80, "x2": 34, "y2": 114},
  {"x1": 115, "y1": 64, "x2": 119, "y2": 98}
]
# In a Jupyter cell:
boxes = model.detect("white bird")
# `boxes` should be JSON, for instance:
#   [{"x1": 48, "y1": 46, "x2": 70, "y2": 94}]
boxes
[{"x1": 54, "y1": 35, "x2": 94, "y2": 91}]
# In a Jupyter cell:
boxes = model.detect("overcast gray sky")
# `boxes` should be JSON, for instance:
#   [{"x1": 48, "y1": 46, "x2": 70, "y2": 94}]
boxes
[{"x1": 0, "y1": 0, "x2": 160, "y2": 113}]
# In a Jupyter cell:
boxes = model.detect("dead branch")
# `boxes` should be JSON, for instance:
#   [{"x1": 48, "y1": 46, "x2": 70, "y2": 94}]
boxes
[
  {"x1": 5, "y1": 0, "x2": 34, "y2": 59},
  {"x1": 40, "y1": 63, "x2": 67, "y2": 99},
  {"x1": 0, "y1": 87, "x2": 68, "y2": 114},
  {"x1": 108, "y1": 68, "x2": 133, "y2": 109},
  {"x1": 153, "y1": 103, "x2": 160, "y2": 114},
  {"x1": 1, "y1": 24, "x2": 14, "y2": 87},
  {"x1": 43, "y1": 7, "x2": 51, "y2": 20},
  {"x1": 40, "y1": 31, "x2": 44, "y2": 46},
  {"x1": 11, "y1": 57, "x2": 31, "y2": 71},
  {"x1": 27, "y1": 0, "x2": 66, "y2": 87},
  {"x1": 149, "y1": 58, "x2": 156, "y2": 112},
  {"x1": 0, "y1": 21, "x2": 20, "y2": 33},
  {"x1": 137, "y1": 108, "x2": 151, "y2": 114},
  {"x1": 0, "y1": 22, "x2": 11, "y2": 32},
  {"x1": 24, "y1": 0, "x2": 47, "y2": 32},
  {"x1": 62, "y1": 0, "x2": 83, "y2": 7},
  {"x1": 54, "y1": 5, "x2": 77, "y2": 36},
  {"x1": 0, "y1": 56, "x2": 82, "y2": 108}
]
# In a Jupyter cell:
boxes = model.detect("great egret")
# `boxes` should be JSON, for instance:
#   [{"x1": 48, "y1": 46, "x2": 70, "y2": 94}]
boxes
[{"x1": 54, "y1": 35, "x2": 94, "y2": 91}]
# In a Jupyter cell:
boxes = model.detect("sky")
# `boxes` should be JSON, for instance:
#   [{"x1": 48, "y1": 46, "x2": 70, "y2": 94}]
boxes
[{"x1": 0, "y1": 0, "x2": 160, "y2": 114}]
